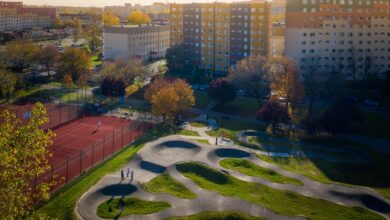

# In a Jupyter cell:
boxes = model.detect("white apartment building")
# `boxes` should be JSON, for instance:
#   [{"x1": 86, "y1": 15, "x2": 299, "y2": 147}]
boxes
[
  {"x1": 103, "y1": 24, "x2": 170, "y2": 61},
  {"x1": 285, "y1": 0, "x2": 390, "y2": 80}
]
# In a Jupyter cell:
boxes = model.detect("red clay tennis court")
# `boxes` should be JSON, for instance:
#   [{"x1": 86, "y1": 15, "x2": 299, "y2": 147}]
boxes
[{"x1": 35, "y1": 115, "x2": 151, "y2": 192}]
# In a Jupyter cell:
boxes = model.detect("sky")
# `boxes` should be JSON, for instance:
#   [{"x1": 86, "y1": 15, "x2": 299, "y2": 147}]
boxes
[{"x1": 19, "y1": 0, "x2": 248, "y2": 7}]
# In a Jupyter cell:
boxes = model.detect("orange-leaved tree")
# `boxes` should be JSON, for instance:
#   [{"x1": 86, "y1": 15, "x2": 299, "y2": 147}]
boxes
[{"x1": 128, "y1": 10, "x2": 151, "y2": 25}]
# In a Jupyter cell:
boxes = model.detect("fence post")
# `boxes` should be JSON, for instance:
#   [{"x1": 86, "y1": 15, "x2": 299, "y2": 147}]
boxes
[
  {"x1": 121, "y1": 126, "x2": 124, "y2": 148},
  {"x1": 129, "y1": 123, "x2": 132, "y2": 143},
  {"x1": 66, "y1": 157, "x2": 69, "y2": 183},
  {"x1": 79, "y1": 149, "x2": 82, "y2": 176},
  {"x1": 92, "y1": 143, "x2": 95, "y2": 168},
  {"x1": 112, "y1": 130, "x2": 115, "y2": 153},
  {"x1": 51, "y1": 166, "x2": 54, "y2": 182}
]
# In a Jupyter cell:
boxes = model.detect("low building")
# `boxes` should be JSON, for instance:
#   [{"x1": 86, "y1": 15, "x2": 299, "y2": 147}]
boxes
[
  {"x1": 103, "y1": 24, "x2": 170, "y2": 61},
  {"x1": 0, "y1": 1, "x2": 56, "y2": 32},
  {"x1": 59, "y1": 13, "x2": 102, "y2": 27}
]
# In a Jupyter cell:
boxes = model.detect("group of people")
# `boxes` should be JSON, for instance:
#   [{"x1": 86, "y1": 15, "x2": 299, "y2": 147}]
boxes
[{"x1": 121, "y1": 168, "x2": 134, "y2": 181}]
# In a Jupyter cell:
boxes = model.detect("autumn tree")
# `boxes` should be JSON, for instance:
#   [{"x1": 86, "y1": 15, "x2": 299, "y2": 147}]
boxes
[
  {"x1": 58, "y1": 48, "x2": 92, "y2": 81},
  {"x1": 269, "y1": 56, "x2": 304, "y2": 118},
  {"x1": 257, "y1": 98, "x2": 289, "y2": 134},
  {"x1": 228, "y1": 56, "x2": 270, "y2": 107},
  {"x1": 148, "y1": 78, "x2": 194, "y2": 122},
  {"x1": 208, "y1": 78, "x2": 236, "y2": 107},
  {"x1": 37, "y1": 44, "x2": 59, "y2": 78},
  {"x1": 0, "y1": 68, "x2": 17, "y2": 101},
  {"x1": 172, "y1": 79, "x2": 195, "y2": 113},
  {"x1": 72, "y1": 19, "x2": 82, "y2": 44},
  {"x1": 151, "y1": 87, "x2": 179, "y2": 123},
  {"x1": 4, "y1": 41, "x2": 39, "y2": 71},
  {"x1": 0, "y1": 102, "x2": 55, "y2": 219},
  {"x1": 128, "y1": 10, "x2": 151, "y2": 25},
  {"x1": 103, "y1": 11, "x2": 120, "y2": 26},
  {"x1": 144, "y1": 77, "x2": 172, "y2": 101},
  {"x1": 100, "y1": 59, "x2": 148, "y2": 85}
]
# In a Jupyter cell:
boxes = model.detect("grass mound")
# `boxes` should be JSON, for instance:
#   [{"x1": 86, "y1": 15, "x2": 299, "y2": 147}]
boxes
[
  {"x1": 176, "y1": 162, "x2": 383, "y2": 220},
  {"x1": 166, "y1": 211, "x2": 265, "y2": 220},
  {"x1": 97, "y1": 197, "x2": 170, "y2": 219},
  {"x1": 144, "y1": 174, "x2": 196, "y2": 199},
  {"x1": 220, "y1": 159, "x2": 303, "y2": 186},
  {"x1": 190, "y1": 121, "x2": 208, "y2": 127}
]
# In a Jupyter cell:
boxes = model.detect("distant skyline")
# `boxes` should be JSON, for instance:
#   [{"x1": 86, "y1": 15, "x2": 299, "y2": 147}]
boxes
[{"x1": 17, "y1": 0, "x2": 255, "y2": 8}]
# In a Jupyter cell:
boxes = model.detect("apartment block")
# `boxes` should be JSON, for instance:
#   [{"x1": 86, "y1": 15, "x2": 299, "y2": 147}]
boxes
[
  {"x1": 285, "y1": 0, "x2": 390, "y2": 79},
  {"x1": 0, "y1": 1, "x2": 56, "y2": 32},
  {"x1": 170, "y1": 1, "x2": 272, "y2": 73},
  {"x1": 59, "y1": 13, "x2": 102, "y2": 27},
  {"x1": 103, "y1": 24, "x2": 170, "y2": 61}
]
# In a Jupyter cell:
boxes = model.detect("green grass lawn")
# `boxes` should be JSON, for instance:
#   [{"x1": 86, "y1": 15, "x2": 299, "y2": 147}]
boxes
[
  {"x1": 353, "y1": 111, "x2": 390, "y2": 139},
  {"x1": 176, "y1": 162, "x2": 383, "y2": 220},
  {"x1": 257, "y1": 153, "x2": 390, "y2": 200},
  {"x1": 97, "y1": 197, "x2": 170, "y2": 219},
  {"x1": 213, "y1": 97, "x2": 260, "y2": 116},
  {"x1": 91, "y1": 55, "x2": 102, "y2": 67},
  {"x1": 143, "y1": 174, "x2": 196, "y2": 199},
  {"x1": 175, "y1": 129, "x2": 200, "y2": 137},
  {"x1": 193, "y1": 139, "x2": 210, "y2": 145},
  {"x1": 220, "y1": 159, "x2": 303, "y2": 186},
  {"x1": 166, "y1": 211, "x2": 265, "y2": 220},
  {"x1": 206, "y1": 119, "x2": 265, "y2": 144},
  {"x1": 32, "y1": 126, "x2": 172, "y2": 219},
  {"x1": 189, "y1": 121, "x2": 208, "y2": 127},
  {"x1": 194, "y1": 91, "x2": 210, "y2": 109}
]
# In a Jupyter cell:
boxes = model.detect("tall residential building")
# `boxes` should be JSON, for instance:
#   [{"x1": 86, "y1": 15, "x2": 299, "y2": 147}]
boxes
[
  {"x1": 0, "y1": 1, "x2": 56, "y2": 32},
  {"x1": 103, "y1": 24, "x2": 170, "y2": 61},
  {"x1": 285, "y1": 0, "x2": 390, "y2": 79},
  {"x1": 170, "y1": 1, "x2": 272, "y2": 73}
]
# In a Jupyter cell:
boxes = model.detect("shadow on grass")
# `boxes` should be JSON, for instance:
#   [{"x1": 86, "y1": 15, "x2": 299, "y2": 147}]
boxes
[{"x1": 176, "y1": 162, "x2": 228, "y2": 185}]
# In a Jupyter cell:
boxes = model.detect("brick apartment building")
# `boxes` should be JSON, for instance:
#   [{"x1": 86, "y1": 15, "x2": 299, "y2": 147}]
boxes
[
  {"x1": 169, "y1": 1, "x2": 272, "y2": 73},
  {"x1": 0, "y1": 1, "x2": 56, "y2": 32}
]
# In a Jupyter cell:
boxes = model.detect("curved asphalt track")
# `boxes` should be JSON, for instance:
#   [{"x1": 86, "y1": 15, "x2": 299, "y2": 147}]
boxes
[{"x1": 77, "y1": 134, "x2": 390, "y2": 220}]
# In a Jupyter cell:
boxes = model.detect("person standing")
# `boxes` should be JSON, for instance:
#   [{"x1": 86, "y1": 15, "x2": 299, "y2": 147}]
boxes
[
  {"x1": 126, "y1": 168, "x2": 130, "y2": 177},
  {"x1": 97, "y1": 120, "x2": 102, "y2": 130},
  {"x1": 121, "y1": 170, "x2": 124, "y2": 180}
]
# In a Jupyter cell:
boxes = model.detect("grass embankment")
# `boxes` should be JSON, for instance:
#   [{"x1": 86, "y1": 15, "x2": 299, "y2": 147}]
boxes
[
  {"x1": 353, "y1": 111, "x2": 390, "y2": 139},
  {"x1": 97, "y1": 197, "x2": 170, "y2": 219},
  {"x1": 32, "y1": 126, "x2": 171, "y2": 219},
  {"x1": 166, "y1": 211, "x2": 265, "y2": 220},
  {"x1": 220, "y1": 159, "x2": 303, "y2": 186},
  {"x1": 176, "y1": 129, "x2": 200, "y2": 137},
  {"x1": 144, "y1": 174, "x2": 196, "y2": 199},
  {"x1": 176, "y1": 162, "x2": 383, "y2": 220},
  {"x1": 193, "y1": 139, "x2": 210, "y2": 145}
]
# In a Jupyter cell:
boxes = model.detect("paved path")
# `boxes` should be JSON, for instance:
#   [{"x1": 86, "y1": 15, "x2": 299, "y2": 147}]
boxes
[{"x1": 77, "y1": 133, "x2": 390, "y2": 220}]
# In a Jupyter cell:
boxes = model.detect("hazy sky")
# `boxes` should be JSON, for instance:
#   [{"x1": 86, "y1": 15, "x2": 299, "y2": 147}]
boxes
[{"x1": 19, "y1": 0, "x2": 244, "y2": 7}]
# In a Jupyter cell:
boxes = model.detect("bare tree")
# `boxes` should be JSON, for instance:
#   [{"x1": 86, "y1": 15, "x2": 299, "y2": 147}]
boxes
[
  {"x1": 228, "y1": 56, "x2": 270, "y2": 107},
  {"x1": 100, "y1": 59, "x2": 149, "y2": 85}
]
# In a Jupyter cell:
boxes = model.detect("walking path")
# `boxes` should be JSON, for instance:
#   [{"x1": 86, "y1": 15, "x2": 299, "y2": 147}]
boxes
[{"x1": 77, "y1": 121, "x2": 390, "y2": 220}]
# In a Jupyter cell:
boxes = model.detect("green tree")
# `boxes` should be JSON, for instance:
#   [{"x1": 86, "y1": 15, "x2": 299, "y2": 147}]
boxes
[
  {"x1": 165, "y1": 44, "x2": 187, "y2": 71},
  {"x1": 4, "y1": 41, "x2": 39, "y2": 71},
  {"x1": 58, "y1": 48, "x2": 92, "y2": 81},
  {"x1": 100, "y1": 59, "x2": 148, "y2": 85},
  {"x1": 37, "y1": 44, "x2": 59, "y2": 78},
  {"x1": 86, "y1": 23, "x2": 102, "y2": 54},
  {"x1": 0, "y1": 102, "x2": 55, "y2": 219},
  {"x1": 0, "y1": 68, "x2": 17, "y2": 101}
]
